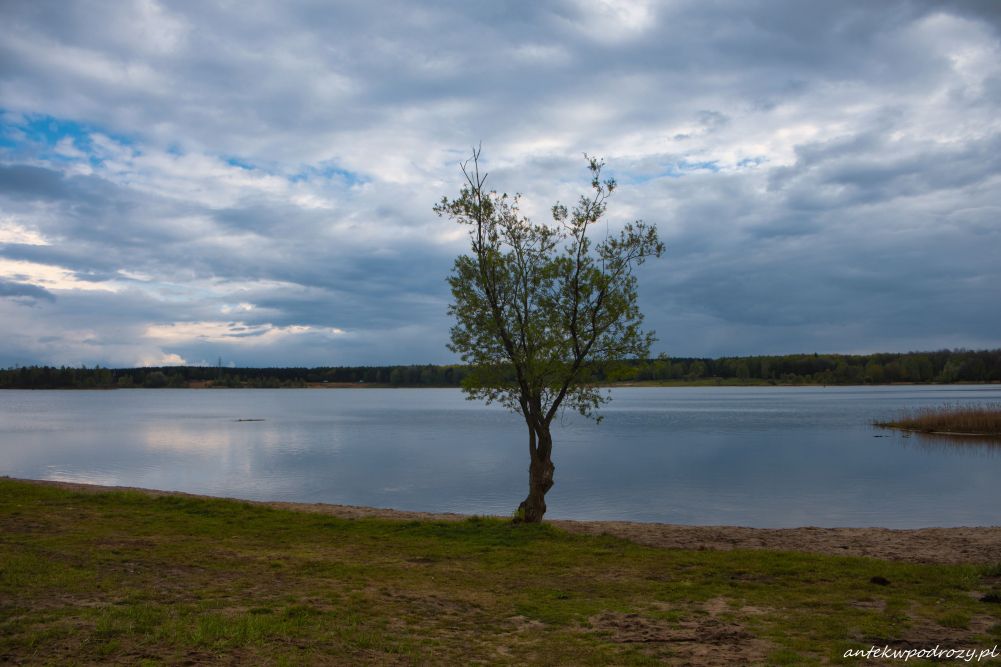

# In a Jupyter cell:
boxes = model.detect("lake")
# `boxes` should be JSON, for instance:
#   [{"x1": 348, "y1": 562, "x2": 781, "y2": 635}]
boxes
[{"x1": 2, "y1": 385, "x2": 1000, "y2": 528}]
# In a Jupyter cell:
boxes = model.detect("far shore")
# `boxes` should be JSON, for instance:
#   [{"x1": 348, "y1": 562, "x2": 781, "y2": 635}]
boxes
[
  {"x1": 12, "y1": 477, "x2": 1001, "y2": 565},
  {"x1": 6, "y1": 379, "x2": 999, "y2": 390}
]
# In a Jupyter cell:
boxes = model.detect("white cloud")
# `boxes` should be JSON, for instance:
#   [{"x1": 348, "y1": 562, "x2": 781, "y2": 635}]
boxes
[
  {"x1": 138, "y1": 351, "x2": 187, "y2": 367},
  {"x1": 144, "y1": 320, "x2": 345, "y2": 346},
  {"x1": 567, "y1": 0, "x2": 657, "y2": 43},
  {"x1": 0, "y1": 217, "x2": 49, "y2": 245},
  {"x1": 0, "y1": 258, "x2": 120, "y2": 292}
]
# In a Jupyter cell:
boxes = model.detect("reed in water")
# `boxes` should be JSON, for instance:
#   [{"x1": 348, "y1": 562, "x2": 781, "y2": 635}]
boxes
[{"x1": 876, "y1": 403, "x2": 1001, "y2": 435}]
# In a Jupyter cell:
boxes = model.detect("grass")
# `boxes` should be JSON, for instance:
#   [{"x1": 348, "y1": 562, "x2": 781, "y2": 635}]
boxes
[
  {"x1": 875, "y1": 403, "x2": 1001, "y2": 436},
  {"x1": 2, "y1": 478, "x2": 1000, "y2": 665}
]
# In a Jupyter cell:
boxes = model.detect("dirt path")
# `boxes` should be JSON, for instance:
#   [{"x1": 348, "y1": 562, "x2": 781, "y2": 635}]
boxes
[{"x1": 14, "y1": 477, "x2": 1001, "y2": 564}]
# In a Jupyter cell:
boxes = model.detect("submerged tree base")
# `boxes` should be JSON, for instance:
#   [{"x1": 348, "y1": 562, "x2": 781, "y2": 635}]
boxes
[{"x1": 875, "y1": 403, "x2": 1001, "y2": 436}]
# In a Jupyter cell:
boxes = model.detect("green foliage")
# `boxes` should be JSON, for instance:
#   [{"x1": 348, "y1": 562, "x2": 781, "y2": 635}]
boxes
[
  {"x1": 143, "y1": 371, "x2": 168, "y2": 388},
  {"x1": 436, "y1": 148, "x2": 663, "y2": 422},
  {"x1": 627, "y1": 348, "x2": 1001, "y2": 386}
]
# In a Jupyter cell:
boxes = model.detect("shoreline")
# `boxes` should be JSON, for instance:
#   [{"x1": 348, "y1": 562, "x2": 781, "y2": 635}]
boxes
[{"x1": 11, "y1": 477, "x2": 1001, "y2": 565}]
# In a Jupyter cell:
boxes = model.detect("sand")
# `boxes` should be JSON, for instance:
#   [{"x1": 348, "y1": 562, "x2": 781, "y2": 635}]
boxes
[{"x1": 11, "y1": 477, "x2": 1000, "y2": 564}]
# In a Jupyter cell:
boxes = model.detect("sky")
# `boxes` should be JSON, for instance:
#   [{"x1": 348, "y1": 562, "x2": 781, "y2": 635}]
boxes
[{"x1": 0, "y1": 0, "x2": 999, "y2": 368}]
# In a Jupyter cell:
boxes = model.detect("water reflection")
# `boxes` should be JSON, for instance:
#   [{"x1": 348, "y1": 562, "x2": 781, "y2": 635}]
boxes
[
  {"x1": 2, "y1": 385, "x2": 1001, "y2": 527},
  {"x1": 45, "y1": 469, "x2": 124, "y2": 487},
  {"x1": 143, "y1": 423, "x2": 241, "y2": 453},
  {"x1": 141, "y1": 420, "x2": 312, "y2": 454},
  {"x1": 900, "y1": 430, "x2": 1001, "y2": 455}
]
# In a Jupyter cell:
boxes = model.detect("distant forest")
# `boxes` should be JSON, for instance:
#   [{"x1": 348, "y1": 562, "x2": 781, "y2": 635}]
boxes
[{"x1": 1, "y1": 349, "x2": 1000, "y2": 389}]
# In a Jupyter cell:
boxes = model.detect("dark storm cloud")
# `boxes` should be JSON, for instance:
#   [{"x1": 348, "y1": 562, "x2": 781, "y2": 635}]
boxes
[
  {"x1": 0, "y1": 0, "x2": 998, "y2": 365},
  {"x1": 0, "y1": 164, "x2": 72, "y2": 200},
  {"x1": 0, "y1": 279, "x2": 55, "y2": 304},
  {"x1": 770, "y1": 132, "x2": 1001, "y2": 209}
]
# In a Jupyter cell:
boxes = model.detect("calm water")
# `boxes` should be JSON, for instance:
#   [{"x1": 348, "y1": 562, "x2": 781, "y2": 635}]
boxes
[{"x1": 2, "y1": 385, "x2": 1000, "y2": 528}]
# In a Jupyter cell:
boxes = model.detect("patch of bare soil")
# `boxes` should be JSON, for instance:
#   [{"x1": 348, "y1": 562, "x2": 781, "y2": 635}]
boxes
[
  {"x1": 12, "y1": 477, "x2": 1001, "y2": 564},
  {"x1": 550, "y1": 521, "x2": 1001, "y2": 565},
  {"x1": 590, "y1": 596, "x2": 771, "y2": 665},
  {"x1": 860, "y1": 608, "x2": 1000, "y2": 662}
]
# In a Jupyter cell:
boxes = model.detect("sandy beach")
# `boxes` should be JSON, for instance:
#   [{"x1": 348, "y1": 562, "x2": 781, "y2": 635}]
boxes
[{"x1": 14, "y1": 477, "x2": 1000, "y2": 565}]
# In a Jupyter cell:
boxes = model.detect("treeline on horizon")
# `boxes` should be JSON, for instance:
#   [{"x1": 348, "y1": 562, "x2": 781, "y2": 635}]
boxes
[{"x1": 1, "y1": 348, "x2": 1000, "y2": 390}]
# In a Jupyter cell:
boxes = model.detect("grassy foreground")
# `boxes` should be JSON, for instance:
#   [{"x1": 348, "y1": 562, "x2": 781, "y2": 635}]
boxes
[
  {"x1": 2, "y1": 479, "x2": 1000, "y2": 665},
  {"x1": 876, "y1": 403, "x2": 1001, "y2": 436}
]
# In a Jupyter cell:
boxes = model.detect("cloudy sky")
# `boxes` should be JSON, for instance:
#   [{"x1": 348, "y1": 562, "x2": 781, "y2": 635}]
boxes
[{"x1": 0, "y1": 0, "x2": 999, "y2": 368}]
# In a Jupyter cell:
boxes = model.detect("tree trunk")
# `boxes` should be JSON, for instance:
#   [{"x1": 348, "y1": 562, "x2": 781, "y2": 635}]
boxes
[{"x1": 516, "y1": 423, "x2": 554, "y2": 523}]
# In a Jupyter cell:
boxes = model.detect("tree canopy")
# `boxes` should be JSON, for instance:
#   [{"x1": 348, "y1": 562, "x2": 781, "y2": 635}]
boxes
[
  {"x1": 436, "y1": 148, "x2": 663, "y2": 522},
  {"x1": 5, "y1": 350, "x2": 1000, "y2": 390}
]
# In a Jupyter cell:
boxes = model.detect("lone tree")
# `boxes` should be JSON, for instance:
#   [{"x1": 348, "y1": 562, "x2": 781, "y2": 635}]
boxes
[{"x1": 436, "y1": 148, "x2": 664, "y2": 523}]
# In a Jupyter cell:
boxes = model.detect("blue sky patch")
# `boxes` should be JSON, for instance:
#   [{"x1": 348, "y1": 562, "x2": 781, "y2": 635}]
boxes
[
  {"x1": 621, "y1": 159, "x2": 722, "y2": 184},
  {"x1": 225, "y1": 156, "x2": 259, "y2": 171},
  {"x1": 0, "y1": 111, "x2": 137, "y2": 167},
  {"x1": 290, "y1": 162, "x2": 366, "y2": 186}
]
